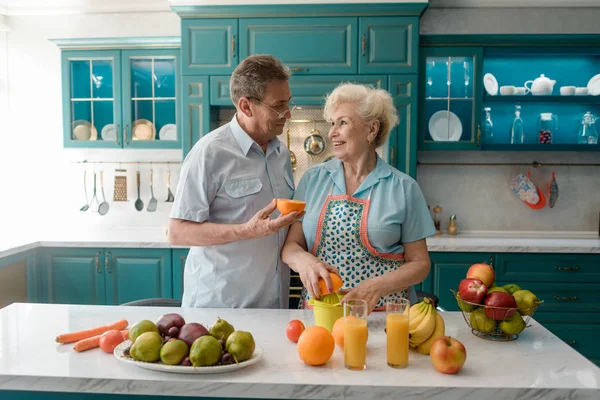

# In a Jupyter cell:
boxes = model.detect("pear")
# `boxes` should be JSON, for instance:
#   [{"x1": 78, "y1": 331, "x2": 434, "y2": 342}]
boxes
[
  {"x1": 513, "y1": 290, "x2": 539, "y2": 316},
  {"x1": 226, "y1": 331, "x2": 255, "y2": 363},
  {"x1": 469, "y1": 308, "x2": 495, "y2": 333},
  {"x1": 487, "y1": 286, "x2": 508, "y2": 295},
  {"x1": 499, "y1": 313, "x2": 526, "y2": 335},
  {"x1": 457, "y1": 298, "x2": 478, "y2": 312},
  {"x1": 503, "y1": 284, "x2": 522, "y2": 295},
  {"x1": 129, "y1": 320, "x2": 160, "y2": 343},
  {"x1": 209, "y1": 318, "x2": 235, "y2": 341},
  {"x1": 160, "y1": 339, "x2": 189, "y2": 365},
  {"x1": 130, "y1": 331, "x2": 163, "y2": 362},
  {"x1": 189, "y1": 335, "x2": 222, "y2": 367}
]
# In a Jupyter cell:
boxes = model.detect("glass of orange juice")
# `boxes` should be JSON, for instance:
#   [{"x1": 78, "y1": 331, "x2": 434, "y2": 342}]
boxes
[
  {"x1": 386, "y1": 298, "x2": 410, "y2": 368},
  {"x1": 343, "y1": 299, "x2": 368, "y2": 370}
]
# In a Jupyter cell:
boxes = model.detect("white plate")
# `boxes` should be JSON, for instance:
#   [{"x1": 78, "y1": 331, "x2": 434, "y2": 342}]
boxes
[
  {"x1": 101, "y1": 124, "x2": 118, "y2": 141},
  {"x1": 428, "y1": 110, "x2": 463, "y2": 142},
  {"x1": 159, "y1": 124, "x2": 177, "y2": 141},
  {"x1": 586, "y1": 74, "x2": 600, "y2": 96},
  {"x1": 483, "y1": 73, "x2": 498, "y2": 96},
  {"x1": 113, "y1": 340, "x2": 263, "y2": 374}
]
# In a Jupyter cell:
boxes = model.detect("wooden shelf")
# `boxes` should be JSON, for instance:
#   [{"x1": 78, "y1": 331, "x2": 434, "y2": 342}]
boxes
[
  {"x1": 483, "y1": 95, "x2": 600, "y2": 103},
  {"x1": 482, "y1": 143, "x2": 600, "y2": 152}
]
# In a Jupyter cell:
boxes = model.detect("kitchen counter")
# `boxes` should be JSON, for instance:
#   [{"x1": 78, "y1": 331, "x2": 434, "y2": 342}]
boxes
[
  {"x1": 1, "y1": 228, "x2": 599, "y2": 260},
  {"x1": 0, "y1": 303, "x2": 598, "y2": 399}
]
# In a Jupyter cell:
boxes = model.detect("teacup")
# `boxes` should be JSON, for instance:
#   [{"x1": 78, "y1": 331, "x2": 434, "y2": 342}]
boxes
[
  {"x1": 514, "y1": 87, "x2": 526, "y2": 95},
  {"x1": 575, "y1": 87, "x2": 588, "y2": 95},
  {"x1": 560, "y1": 86, "x2": 576, "y2": 96},
  {"x1": 500, "y1": 86, "x2": 516, "y2": 95}
]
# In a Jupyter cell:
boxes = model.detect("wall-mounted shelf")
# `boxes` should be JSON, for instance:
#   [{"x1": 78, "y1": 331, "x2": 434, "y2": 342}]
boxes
[
  {"x1": 481, "y1": 144, "x2": 600, "y2": 152},
  {"x1": 484, "y1": 95, "x2": 600, "y2": 103}
]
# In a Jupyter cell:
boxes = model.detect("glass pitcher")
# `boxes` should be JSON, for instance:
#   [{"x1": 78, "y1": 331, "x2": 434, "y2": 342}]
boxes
[
  {"x1": 482, "y1": 107, "x2": 494, "y2": 143},
  {"x1": 538, "y1": 113, "x2": 557, "y2": 144},
  {"x1": 577, "y1": 111, "x2": 599, "y2": 144}
]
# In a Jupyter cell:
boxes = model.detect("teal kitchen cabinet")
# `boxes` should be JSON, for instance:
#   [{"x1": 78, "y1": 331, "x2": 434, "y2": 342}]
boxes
[
  {"x1": 419, "y1": 47, "x2": 484, "y2": 150},
  {"x1": 57, "y1": 42, "x2": 180, "y2": 149},
  {"x1": 422, "y1": 252, "x2": 495, "y2": 311},
  {"x1": 239, "y1": 18, "x2": 358, "y2": 75},
  {"x1": 359, "y1": 17, "x2": 419, "y2": 75},
  {"x1": 39, "y1": 248, "x2": 172, "y2": 305},
  {"x1": 494, "y1": 253, "x2": 600, "y2": 283},
  {"x1": 172, "y1": 248, "x2": 189, "y2": 302},
  {"x1": 181, "y1": 76, "x2": 210, "y2": 158},
  {"x1": 181, "y1": 19, "x2": 238, "y2": 75},
  {"x1": 389, "y1": 75, "x2": 418, "y2": 177}
]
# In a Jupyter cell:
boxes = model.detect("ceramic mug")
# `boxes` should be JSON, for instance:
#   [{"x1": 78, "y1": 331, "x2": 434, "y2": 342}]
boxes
[
  {"x1": 560, "y1": 86, "x2": 576, "y2": 96},
  {"x1": 514, "y1": 87, "x2": 526, "y2": 95},
  {"x1": 500, "y1": 85, "x2": 516, "y2": 95},
  {"x1": 575, "y1": 87, "x2": 588, "y2": 95}
]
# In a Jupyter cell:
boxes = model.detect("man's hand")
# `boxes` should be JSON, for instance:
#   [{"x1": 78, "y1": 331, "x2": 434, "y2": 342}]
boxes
[{"x1": 245, "y1": 199, "x2": 304, "y2": 239}]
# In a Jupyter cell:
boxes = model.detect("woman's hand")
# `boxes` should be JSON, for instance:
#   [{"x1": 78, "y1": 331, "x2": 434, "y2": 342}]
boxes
[
  {"x1": 298, "y1": 257, "x2": 340, "y2": 299},
  {"x1": 340, "y1": 280, "x2": 383, "y2": 315}
]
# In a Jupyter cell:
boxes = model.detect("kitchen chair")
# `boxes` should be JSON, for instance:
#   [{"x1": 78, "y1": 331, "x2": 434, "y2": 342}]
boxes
[{"x1": 120, "y1": 298, "x2": 182, "y2": 307}]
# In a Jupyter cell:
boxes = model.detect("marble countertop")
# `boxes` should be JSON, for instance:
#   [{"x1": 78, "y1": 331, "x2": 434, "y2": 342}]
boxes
[
  {"x1": 1, "y1": 228, "x2": 599, "y2": 260},
  {"x1": 0, "y1": 303, "x2": 598, "y2": 399}
]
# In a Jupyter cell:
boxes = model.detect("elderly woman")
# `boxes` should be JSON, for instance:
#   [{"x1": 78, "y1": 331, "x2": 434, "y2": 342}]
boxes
[{"x1": 281, "y1": 83, "x2": 436, "y2": 313}]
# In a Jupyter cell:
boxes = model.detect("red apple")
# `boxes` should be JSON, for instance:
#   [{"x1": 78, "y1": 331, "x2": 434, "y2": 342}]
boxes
[
  {"x1": 466, "y1": 263, "x2": 495, "y2": 288},
  {"x1": 458, "y1": 278, "x2": 488, "y2": 305},
  {"x1": 483, "y1": 292, "x2": 517, "y2": 320},
  {"x1": 430, "y1": 336, "x2": 467, "y2": 374}
]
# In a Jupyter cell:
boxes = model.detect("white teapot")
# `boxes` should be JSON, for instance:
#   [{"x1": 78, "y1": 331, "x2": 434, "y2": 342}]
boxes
[{"x1": 524, "y1": 74, "x2": 556, "y2": 95}]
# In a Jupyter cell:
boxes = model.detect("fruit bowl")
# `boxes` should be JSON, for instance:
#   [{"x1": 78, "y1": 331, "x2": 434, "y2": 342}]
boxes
[{"x1": 451, "y1": 290, "x2": 543, "y2": 341}]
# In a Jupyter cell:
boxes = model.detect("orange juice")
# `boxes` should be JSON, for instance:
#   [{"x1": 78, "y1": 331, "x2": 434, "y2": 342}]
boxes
[
  {"x1": 386, "y1": 313, "x2": 409, "y2": 368},
  {"x1": 344, "y1": 316, "x2": 368, "y2": 370}
]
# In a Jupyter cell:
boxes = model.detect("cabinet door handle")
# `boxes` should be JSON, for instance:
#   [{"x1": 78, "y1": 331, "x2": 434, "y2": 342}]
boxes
[
  {"x1": 95, "y1": 252, "x2": 102, "y2": 274},
  {"x1": 488, "y1": 256, "x2": 494, "y2": 268},
  {"x1": 232, "y1": 35, "x2": 236, "y2": 58},
  {"x1": 556, "y1": 266, "x2": 580, "y2": 271},
  {"x1": 553, "y1": 296, "x2": 578, "y2": 301},
  {"x1": 361, "y1": 34, "x2": 366, "y2": 56},
  {"x1": 291, "y1": 67, "x2": 309, "y2": 72},
  {"x1": 116, "y1": 124, "x2": 121, "y2": 146},
  {"x1": 105, "y1": 252, "x2": 112, "y2": 274},
  {"x1": 390, "y1": 147, "x2": 395, "y2": 166},
  {"x1": 125, "y1": 124, "x2": 130, "y2": 144},
  {"x1": 476, "y1": 124, "x2": 481, "y2": 146},
  {"x1": 565, "y1": 340, "x2": 577, "y2": 346}
]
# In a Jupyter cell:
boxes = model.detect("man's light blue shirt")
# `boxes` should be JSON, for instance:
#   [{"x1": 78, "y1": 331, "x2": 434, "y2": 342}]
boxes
[{"x1": 170, "y1": 115, "x2": 295, "y2": 309}]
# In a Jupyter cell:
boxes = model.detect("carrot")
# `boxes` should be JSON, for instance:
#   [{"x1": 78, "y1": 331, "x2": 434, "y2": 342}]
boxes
[
  {"x1": 73, "y1": 329, "x2": 129, "y2": 352},
  {"x1": 56, "y1": 319, "x2": 128, "y2": 344}
]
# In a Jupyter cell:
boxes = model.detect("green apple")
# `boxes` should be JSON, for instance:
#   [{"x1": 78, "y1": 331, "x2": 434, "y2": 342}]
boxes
[{"x1": 503, "y1": 284, "x2": 522, "y2": 295}]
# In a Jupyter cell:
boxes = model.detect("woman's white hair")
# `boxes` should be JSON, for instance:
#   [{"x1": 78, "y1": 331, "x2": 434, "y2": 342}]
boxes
[{"x1": 323, "y1": 83, "x2": 399, "y2": 147}]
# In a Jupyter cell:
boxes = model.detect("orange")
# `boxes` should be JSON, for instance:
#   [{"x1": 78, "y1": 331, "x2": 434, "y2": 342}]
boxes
[
  {"x1": 318, "y1": 273, "x2": 343, "y2": 295},
  {"x1": 276, "y1": 199, "x2": 306, "y2": 215},
  {"x1": 331, "y1": 316, "x2": 368, "y2": 351},
  {"x1": 297, "y1": 325, "x2": 335, "y2": 366}
]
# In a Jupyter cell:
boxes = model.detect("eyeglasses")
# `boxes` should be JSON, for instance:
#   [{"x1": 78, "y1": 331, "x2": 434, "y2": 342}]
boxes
[{"x1": 249, "y1": 97, "x2": 297, "y2": 120}]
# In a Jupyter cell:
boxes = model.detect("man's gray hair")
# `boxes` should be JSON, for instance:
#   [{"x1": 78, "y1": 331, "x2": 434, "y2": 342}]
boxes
[{"x1": 229, "y1": 54, "x2": 291, "y2": 106}]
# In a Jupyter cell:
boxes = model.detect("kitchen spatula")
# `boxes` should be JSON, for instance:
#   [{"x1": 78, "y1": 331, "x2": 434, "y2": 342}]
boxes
[
  {"x1": 166, "y1": 169, "x2": 174, "y2": 202},
  {"x1": 147, "y1": 168, "x2": 157, "y2": 212}
]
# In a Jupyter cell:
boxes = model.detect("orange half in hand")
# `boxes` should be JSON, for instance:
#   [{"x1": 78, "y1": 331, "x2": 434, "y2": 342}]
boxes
[
  {"x1": 276, "y1": 199, "x2": 306, "y2": 215},
  {"x1": 318, "y1": 272, "x2": 343, "y2": 295}
]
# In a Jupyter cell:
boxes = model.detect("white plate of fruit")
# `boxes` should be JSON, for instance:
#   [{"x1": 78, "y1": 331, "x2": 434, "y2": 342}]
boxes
[{"x1": 114, "y1": 313, "x2": 262, "y2": 374}]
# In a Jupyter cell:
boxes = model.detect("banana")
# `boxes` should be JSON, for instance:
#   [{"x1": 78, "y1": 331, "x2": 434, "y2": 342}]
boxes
[
  {"x1": 407, "y1": 300, "x2": 429, "y2": 332},
  {"x1": 409, "y1": 298, "x2": 437, "y2": 347},
  {"x1": 415, "y1": 313, "x2": 446, "y2": 355}
]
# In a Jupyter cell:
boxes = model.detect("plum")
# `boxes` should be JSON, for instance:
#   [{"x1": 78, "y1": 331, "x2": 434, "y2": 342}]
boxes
[
  {"x1": 168, "y1": 326, "x2": 180, "y2": 337},
  {"x1": 180, "y1": 356, "x2": 192, "y2": 366},
  {"x1": 177, "y1": 322, "x2": 209, "y2": 347},
  {"x1": 156, "y1": 313, "x2": 186, "y2": 337}
]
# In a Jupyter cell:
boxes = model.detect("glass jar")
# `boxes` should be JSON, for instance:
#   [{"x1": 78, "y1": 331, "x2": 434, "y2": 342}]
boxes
[
  {"x1": 482, "y1": 107, "x2": 494, "y2": 143},
  {"x1": 538, "y1": 113, "x2": 557, "y2": 144},
  {"x1": 577, "y1": 111, "x2": 599, "y2": 145}
]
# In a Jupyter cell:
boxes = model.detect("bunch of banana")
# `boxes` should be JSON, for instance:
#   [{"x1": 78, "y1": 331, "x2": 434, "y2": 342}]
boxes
[{"x1": 406, "y1": 297, "x2": 446, "y2": 354}]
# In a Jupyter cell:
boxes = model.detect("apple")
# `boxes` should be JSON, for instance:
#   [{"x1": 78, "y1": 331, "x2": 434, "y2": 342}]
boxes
[
  {"x1": 466, "y1": 263, "x2": 495, "y2": 288},
  {"x1": 429, "y1": 336, "x2": 467, "y2": 374},
  {"x1": 483, "y1": 292, "x2": 517, "y2": 320},
  {"x1": 458, "y1": 278, "x2": 488, "y2": 305}
]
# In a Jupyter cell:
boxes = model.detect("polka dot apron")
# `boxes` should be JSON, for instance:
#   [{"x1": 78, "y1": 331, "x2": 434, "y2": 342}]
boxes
[{"x1": 301, "y1": 185, "x2": 407, "y2": 311}]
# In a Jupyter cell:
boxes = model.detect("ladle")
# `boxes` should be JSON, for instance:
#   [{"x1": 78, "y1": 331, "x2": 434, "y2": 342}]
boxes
[{"x1": 134, "y1": 170, "x2": 144, "y2": 211}]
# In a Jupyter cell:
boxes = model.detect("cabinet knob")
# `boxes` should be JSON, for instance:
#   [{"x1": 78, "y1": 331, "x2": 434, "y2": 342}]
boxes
[
  {"x1": 555, "y1": 266, "x2": 580, "y2": 271},
  {"x1": 476, "y1": 124, "x2": 481, "y2": 146},
  {"x1": 105, "y1": 252, "x2": 112, "y2": 274},
  {"x1": 291, "y1": 67, "x2": 309, "y2": 72},
  {"x1": 95, "y1": 252, "x2": 102, "y2": 274},
  {"x1": 116, "y1": 125, "x2": 121, "y2": 146},
  {"x1": 553, "y1": 296, "x2": 578, "y2": 301},
  {"x1": 565, "y1": 340, "x2": 577, "y2": 346}
]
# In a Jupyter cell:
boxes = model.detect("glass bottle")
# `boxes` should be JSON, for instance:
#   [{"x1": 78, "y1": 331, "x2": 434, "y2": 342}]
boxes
[
  {"x1": 482, "y1": 107, "x2": 494, "y2": 143},
  {"x1": 577, "y1": 111, "x2": 599, "y2": 144},
  {"x1": 510, "y1": 105, "x2": 525, "y2": 144},
  {"x1": 537, "y1": 112, "x2": 557, "y2": 144}
]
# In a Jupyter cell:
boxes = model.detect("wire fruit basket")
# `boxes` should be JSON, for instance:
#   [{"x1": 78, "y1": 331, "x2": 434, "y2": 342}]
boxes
[{"x1": 451, "y1": 290, "x2": 544, "y2": 341}]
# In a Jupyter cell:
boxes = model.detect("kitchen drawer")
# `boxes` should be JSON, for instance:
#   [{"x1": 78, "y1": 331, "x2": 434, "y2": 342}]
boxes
[
  {"x1": 495, "y1": 253, "x2": 600, "y2": 283},
  {"x1": 534, "y1": 312, "x2": 600, "y2": 361},
  {"x1": 511, "y1": 282, "x2": 600, "y2": 313}
]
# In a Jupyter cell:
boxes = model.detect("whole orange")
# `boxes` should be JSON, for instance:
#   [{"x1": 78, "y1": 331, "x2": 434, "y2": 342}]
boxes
[
  {"x1": 297, "y1": 326, "x2": 335, "y2": 366},
  {"x1": 331, "y1": 316, "x2": 368, "y2": 351},
  {"x1": 276, "y1": 199, "x2": 306, "y2": 215},
  {"x1": 318, "y1": 273, "x2": 343, "y2": 295}
]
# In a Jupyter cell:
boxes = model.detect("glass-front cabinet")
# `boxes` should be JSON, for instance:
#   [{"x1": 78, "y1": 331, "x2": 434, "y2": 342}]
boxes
[
  {"x1": 61, "y1": 48, "x2": 179, "y2": 149},
  {"x1": 419, "y1": 47, "x2": 484, "y2": 150}
]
